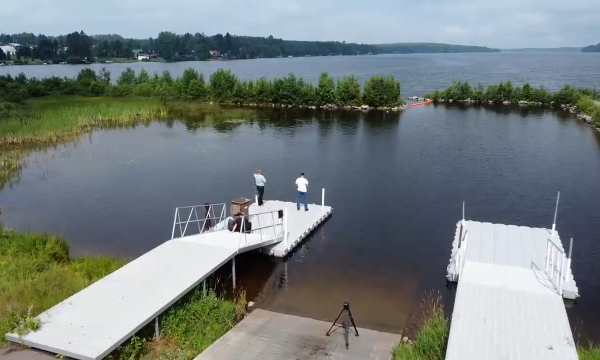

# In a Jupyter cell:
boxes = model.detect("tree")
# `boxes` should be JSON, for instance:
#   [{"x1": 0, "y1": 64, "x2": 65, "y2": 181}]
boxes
[
  {"x1": 111, "y1": 40, "x2": 123, "y2": 58},
  {"x1": 362, "y1": 75, "x2": 401, "y2": 107},
  {"x1": 315, "y1": 72, "x2": 336, "y2": 106},
  {"x1": 16, "y1": 46, "x2": 32, "y2": 59},
  {"x1": 0, "y1": 48, "x2": 5, "y2": 61},
  {"x1": 336, "y1": 75, "x2": 361, "y2": 106},
  {"x1": 195, "y1": 44, "x2": 208, "y2": 61},
  {"x1": 209, "y1": 69, "x2": 237, "y2": 103},
  {"x1": 157, "y1": 32, "x2": 177, "y2": 59}
]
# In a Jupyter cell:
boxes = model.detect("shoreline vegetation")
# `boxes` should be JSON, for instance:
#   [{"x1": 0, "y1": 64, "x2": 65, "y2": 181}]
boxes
[
  {"x1": 423, "y1": 80, "x2": 600, "y2": 131},
  {"x1": 0, "y1": 225, "x2": 246, "y2": 359},
  {"x1": 0, "y1": 31, "x2": 499, "y2": 66}
]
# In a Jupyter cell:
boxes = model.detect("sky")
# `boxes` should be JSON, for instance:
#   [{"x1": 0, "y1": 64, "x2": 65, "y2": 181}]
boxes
[{"x1": 3, "y1": 0, "x2": 600, "y2": 48}]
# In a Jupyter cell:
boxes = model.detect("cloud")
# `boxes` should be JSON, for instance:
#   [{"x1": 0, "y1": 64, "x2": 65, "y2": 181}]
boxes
[{"x1": 3, "y1": 0, "x2": 600, "y2": 48}]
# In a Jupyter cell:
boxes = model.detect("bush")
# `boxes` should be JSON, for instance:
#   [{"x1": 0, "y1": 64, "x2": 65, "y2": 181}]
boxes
[
  {"x1": 363, "y1": 75, "x2": 401, "y2": 107},
  {"x1": 254, "y1": 77, "x2": 273, "y2": 104},
  {"x1": 315, "y1": 72, "x2": 337, "y2": 106},
  {"x1": 209, "y1": 69, "x2": 237, "y2": 103},
  {"x1": 336, "y1": 75, "x2": 361, "y2": 106}
]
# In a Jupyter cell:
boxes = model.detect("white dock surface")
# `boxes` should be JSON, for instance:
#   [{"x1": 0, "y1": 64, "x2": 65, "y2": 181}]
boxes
[
  {"x1": 5, "y1": 200, "x2": 332, "y2": 360},
  {"x1": 445, "y1": 221, "x2": 579, "y2": 360},
  {"x1": 249, "y1": 200, "x2": 332, "y2": 257}
]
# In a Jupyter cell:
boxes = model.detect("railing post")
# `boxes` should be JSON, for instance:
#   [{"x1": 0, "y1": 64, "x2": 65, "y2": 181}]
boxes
[
  {"x1": 284, "y1": 208, "x2": 288, "y2": 248},
  {"x1": 232, "y1": 256, "x2": 236, "y2": 291},
  {"x1": 322, "y1": 188, "x2": 325, "y2": 211},
  {"x1": 255, "y1": 194, "x2": 258, "y2": 205},
  {"x1": 462, "y1": 201, "x2": 465, "y2": 226},
  {"x1": 203, "y1": 280, "x2": 207, "y2": 297},
  {"x1": 564, "y1": 237, "x2": 573, "y2": 282},
  {"x1": 552, "y1": 191, "x2": 560, "y2": 236},
  {"x1": 545, "y1": 241, "x2": 551, "y2": 271},
  {"x1": 171, "y1": 208, "x2": 178, "y2": 240}
]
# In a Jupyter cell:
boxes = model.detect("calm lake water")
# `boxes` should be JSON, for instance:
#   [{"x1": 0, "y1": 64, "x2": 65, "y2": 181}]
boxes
[
  {"x1": 1, "y1": 53, "x2": 600, "y2": 340},
  {"x1": 2, "y1": 52, "x2": 600, "y2": 95}
]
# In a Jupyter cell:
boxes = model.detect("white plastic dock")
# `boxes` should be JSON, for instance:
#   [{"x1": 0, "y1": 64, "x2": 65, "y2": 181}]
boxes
[
  {"x1": 5, "y1": 198, "x2": 332, "y2": 360},
  {"x1": 445, "y1": 219, "x2": 580, "y2": 360},
  {"x1": 249, "y1": 200, "x2": 332, "y2": 257}
]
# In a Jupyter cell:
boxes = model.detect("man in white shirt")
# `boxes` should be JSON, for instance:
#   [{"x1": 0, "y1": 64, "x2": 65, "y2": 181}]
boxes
[
  {"x1": 254, "y1": 169, "x2": 267, "y2": 206},
  {"x1": 295, "y1": 172, "x2": 309, "y2": 211}
]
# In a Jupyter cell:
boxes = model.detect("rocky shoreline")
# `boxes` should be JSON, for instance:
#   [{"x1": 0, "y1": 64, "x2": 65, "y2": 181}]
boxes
[
  {"x1": 406, "y1": 96, "x2": 600, "y2": 133},
  {"x1": 230, "y1": 102, "x2": 408, "y2": 111}
]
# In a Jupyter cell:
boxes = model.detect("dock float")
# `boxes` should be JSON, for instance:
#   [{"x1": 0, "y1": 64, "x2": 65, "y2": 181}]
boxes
[
  {"x1": 445, "y1": 200, "x2": 579, "y2": 360},
  {"x1": 5, "y1": 194, "x2": 332, "y2": 360}
]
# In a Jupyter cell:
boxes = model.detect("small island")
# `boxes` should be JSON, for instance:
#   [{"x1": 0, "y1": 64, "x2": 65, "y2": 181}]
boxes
[{"x1": 582, "y1": 43, "x2": 600, "y2": 52}]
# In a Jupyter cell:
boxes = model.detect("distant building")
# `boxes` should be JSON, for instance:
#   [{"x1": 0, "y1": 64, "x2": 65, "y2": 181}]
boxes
[
  {"x1": 0, "y1": 45, "x2": 16, "y2": 56},
  {"x1": 8, "y1": 43, "x2": 21, "y2": 48},
  {"x1": 209, "y1": 50, "x2": 220, "y2": 58},
  {"x1": 137, "y1": 54, "x2": 150, "y2": 60},
  {"x1": 132, "y1": 49, "x2": 145, "y2": 58}
]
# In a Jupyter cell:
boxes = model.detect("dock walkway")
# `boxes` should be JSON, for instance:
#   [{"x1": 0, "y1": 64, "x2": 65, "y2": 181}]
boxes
[
  {"x1": 5, "y1": 198, "x2": 332, "y2": 360},
  {"x1": 445, "y1": 220, "x2": 579, "y2": 360}
]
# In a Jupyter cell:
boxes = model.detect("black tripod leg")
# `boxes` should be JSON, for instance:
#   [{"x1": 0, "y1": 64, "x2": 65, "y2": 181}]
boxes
[
  {"x1": 347, "y1": 309, "x2": 359, "y2": 336},
  {"x1": 326, "y1": 309, "x2": 345, "y2": 336}
]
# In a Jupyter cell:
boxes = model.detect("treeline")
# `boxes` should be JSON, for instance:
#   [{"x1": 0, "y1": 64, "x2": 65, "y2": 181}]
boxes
[
  {"x1": 374, "y1": 43, "x2": 499, "y2": 53},
  {"x1": 581, "y1": 43, "x2": 600, "y2": 52},
  {"x1": 0, "y1": 68, "x2": 404, "y2": 108},
  {"x1": 1, "y1": 31, "x2": 500, "y2": 64},
  {"x1": 426, "y1": 81, "x2": 600, "y2": 126},
  {"x1": 425, "y1": 81, "x2": 599, "y2": 104}
]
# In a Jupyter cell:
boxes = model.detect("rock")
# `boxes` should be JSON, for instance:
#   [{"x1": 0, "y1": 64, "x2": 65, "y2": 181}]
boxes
[
  {"x1": 391, "y1": 107, "x2": 399, "y2": 111},
  {"x1": 408, "y1": 340, "x2": 414, "y2": 345},
  {"x1": 518, "y1": 100, "x2": 528, "y2": 105},
  {"x1": 502, "y1": 100, "x2": 510, "y2": 105},
  {"x1": 361, "y1": 105, "x2": 369, "y2": 110},
  {"x1": 407, "y1": 96, "x2": 418, "y2": 100},
  {"x1": 402, "y1": 336, "x2": 409, "y2": 342},
  {"x1": 448, "y1": 99, "x2": 453, "y2": 103},
  {"x1": 399, "y1": 105, "x2": 408, "y2": 110},
  {"x1": 248, "y1": 301, "x2": 255, "y2": 307},
  {"x1": 439, "y1": 99, "x2": 446, "y2": 102},
  {"x1": 417, "y1": 97, "x2": 424, "y2": 101},
  {"x1": 488, "y1": 100, "x2": 494, "y2": 104},
  {"x1": 310, "y1": 105, "x2": 317, "y2": 110}
]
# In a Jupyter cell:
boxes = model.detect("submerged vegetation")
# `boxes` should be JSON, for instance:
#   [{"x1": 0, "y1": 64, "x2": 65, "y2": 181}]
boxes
[
  {"x1": 0, "y1": 226, "x2": 246, "y2": 359},
  {"x1": 425, "y1": 81, "x2": 600, "y2": 127}
]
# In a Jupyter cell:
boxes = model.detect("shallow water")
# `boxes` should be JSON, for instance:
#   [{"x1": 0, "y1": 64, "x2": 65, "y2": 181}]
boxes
[{"x1": 1, "y1": 104, "x2": 599, "y2": 340}]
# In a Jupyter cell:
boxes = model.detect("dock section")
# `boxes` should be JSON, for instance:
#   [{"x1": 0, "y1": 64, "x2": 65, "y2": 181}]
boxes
[
  {"x1": 445, "y1": 220, "x2": 579, "y2": 360},
  {"x1": 6, "y1": 198, "x2": 332, "y2": 360}
]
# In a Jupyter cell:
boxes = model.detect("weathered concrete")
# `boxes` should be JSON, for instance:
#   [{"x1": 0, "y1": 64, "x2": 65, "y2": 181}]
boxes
[
  {"x1": 0, "y1": 346, "x2": 56, "y2": 360},
  {"x1": 194, "y1": 309, "x2": 400, "y2": 360}
]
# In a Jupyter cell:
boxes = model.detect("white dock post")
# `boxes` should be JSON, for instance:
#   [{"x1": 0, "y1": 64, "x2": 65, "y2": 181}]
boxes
[
  {"x1": 564, "y1": 237, "x2": 573, "y2": 282},
  {"x1": 232, "y1": 256, "x2": 236, "y2": 291},
  {"x1": 154, "y1": 316, "x2": 160, "y2": 340},
  {"x1": 284, "y1": 208, "x2": 288, "y2": 249},
  {"x1": 462, "y1": 201, "x2": 465, "y2": 226},
  {"x1": 321, "y1": 188, "x2": 325, "y2": 211},
  {"x1": 552, "y1": 191, "x2": 560, "y2": 236},
  {"x1": 255, "y1": 194, "x2": 258, "y2": 204}
]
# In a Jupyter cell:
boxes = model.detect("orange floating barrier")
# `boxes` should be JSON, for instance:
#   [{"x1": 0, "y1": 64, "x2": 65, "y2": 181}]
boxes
[{"x1": 408, "y1": 100, "x2": 433, "y2": 108}]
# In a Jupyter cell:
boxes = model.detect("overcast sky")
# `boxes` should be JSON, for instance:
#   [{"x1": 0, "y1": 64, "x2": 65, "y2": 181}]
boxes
[{"x1": 3, "y1": 0, "x2": 600, "y2": 48}]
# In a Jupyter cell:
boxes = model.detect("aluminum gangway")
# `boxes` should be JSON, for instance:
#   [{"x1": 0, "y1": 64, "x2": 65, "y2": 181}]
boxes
[
  {"x1": 5, "y1": 203, "x2": 288, "y2": 360},
  {"x1": 445, "y1": 197, "x2": 580, "y2": 360}
]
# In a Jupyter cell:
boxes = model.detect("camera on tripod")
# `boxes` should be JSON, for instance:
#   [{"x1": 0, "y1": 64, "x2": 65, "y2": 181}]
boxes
[{"x1": 326, "y1": 299, "x2": 359, "y2": 349}]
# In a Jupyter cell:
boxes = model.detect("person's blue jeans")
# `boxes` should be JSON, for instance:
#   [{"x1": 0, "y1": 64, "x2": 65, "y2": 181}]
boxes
[{"x1": 296, "y1": 191, "x2": 308, "y2": 210}]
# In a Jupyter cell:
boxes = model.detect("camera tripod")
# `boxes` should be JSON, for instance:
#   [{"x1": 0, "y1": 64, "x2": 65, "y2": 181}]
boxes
[{"x1": 326, "y1": 300, "x2": 359, "y2": 348}]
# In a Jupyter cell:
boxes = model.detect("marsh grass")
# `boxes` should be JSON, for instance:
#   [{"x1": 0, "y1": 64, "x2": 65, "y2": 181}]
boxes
[
  {"x1": 0, "y1": 96, "x2": 260, "y2": 146},
  {"x1": 579, "y1": 342, "x2": 600, "y2": 360},
  {"x1": 0, "y1": 226, "x2": 126, "y2": 343},
  {"x1": 392, "y1": 293, "x2": 449, "y2": 360}
]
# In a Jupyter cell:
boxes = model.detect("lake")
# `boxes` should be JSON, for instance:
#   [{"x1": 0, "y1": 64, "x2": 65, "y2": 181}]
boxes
[
  {"x1": 1, "y1": 53, "x2": 600, "y2": 340},
  {"x1": 2, "y1": 52, "x2": 600, "y2": 96}
]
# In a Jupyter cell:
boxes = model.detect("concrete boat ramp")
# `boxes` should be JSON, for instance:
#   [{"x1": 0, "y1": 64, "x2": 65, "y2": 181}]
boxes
[
  {"x1": 5, "y1": 196, "x2": 332, "y2": 360},
  {"x1": 445, "y1": 202, "x2": 580, "y2": 360}
]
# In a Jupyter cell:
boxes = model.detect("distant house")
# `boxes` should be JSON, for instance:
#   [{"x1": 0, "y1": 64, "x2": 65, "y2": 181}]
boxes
[
  {"x1": 137, "y1": 54, "x2": 150, "y2": 61},
  {"x1": 209, "y1": 50, "x2": 220, "y2": 59},
  {"x1": 132, "y1": 49, "x2": 144, "y2": 58},
  {"x1": 0, "y1": 45, "x2": 17, "y2": 56}
]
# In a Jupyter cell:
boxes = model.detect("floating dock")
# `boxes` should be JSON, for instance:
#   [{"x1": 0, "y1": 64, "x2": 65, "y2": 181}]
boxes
[
  {"x1": 445, "y1": 213, "x2": 579, "y2": 359},
  {"x1": 5, "y1": 194, "x2": 332, "y2": 360}
]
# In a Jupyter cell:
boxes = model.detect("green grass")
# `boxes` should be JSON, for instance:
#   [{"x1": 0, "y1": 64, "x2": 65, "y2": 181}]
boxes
[
  {"x1": 0, "y1": 226, "x2": 125, "y2": 342},
  {"x1": 579, "y1": 343, "x2": 600, "y2": 360},
  {"x1": 0, "y1": 96, "x2": 260, "y2": 146},
  {"x1": 392, "y1": 294, "x2": 449, "y2": 360}
]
